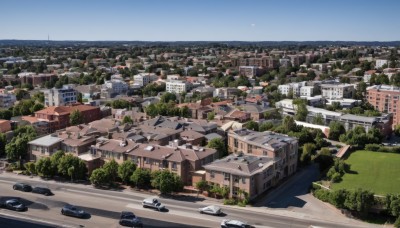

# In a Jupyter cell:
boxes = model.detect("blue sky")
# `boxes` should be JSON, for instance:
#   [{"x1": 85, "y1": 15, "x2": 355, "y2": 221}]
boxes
[{"x1": 2, "y1": 0, "x2": 400, "y2": 41}]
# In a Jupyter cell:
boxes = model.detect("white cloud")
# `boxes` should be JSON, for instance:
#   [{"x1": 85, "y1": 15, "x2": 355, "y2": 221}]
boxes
[{"x1": 251, "y1": 24, "x2": 256, "y2": 27}]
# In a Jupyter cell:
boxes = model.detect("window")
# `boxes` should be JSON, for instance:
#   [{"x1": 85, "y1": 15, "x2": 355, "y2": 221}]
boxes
[
  {"x1": 172, "y1": 162, "x2": 177, "y2": 170},
  {"x1": 210, "y1": 171, "x2": 215, "y2": 178},
  {"x1": 224, "y1": 172, "x2": 230, "y2": 181},
  {"x1": 242, "y1": 177, "x2": 246, "y2": 184},
  {"x1": 144, "y1": 157, "x2": 149, "y2": 164},
  {"x1": 233, "y1": 175, "x2": 239, "y2": 183}
]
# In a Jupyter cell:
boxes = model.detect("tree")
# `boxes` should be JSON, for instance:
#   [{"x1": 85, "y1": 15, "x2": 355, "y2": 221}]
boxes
[
  {"x1": 103, "y1": 159, "x2": 119, "y2": 182},
  {"x1": 293, "y1": 99, "x2": 308, "y2": 121},
  {"x1": 130, "y1": 168, "x2": 151, "y2": 188},
  {"x1": 195, "y1": 180, "x2": 208, "y2": 197},
  {"x1": 160, "y1": 92, "x2": 176, "y2": 103},
  {"x1": 151, "y1": 170, "x2": 184, "y2": 194},
  {"x1": 312, "y1": 113, "x2": 324, "y2": 125},
  {"x1": 282, "y1": 116, "x2": 296, "y2": 133},
  {"x1": 328, "y1": 121, "x2": 345, "y2": 141},
  {"x1": 344, "y1": 188, "x2": 374, "y2": 216},
  {"x1": 30, "y1": 103, "x2": 44, "y2": 113},
  {"x1": 122, "y1": 116, "x2": 133, "y2": 124},
  {"x1": 68, "y1": 166, "x2": 75, "y2": 181},
  {"x1": 77, "y1": 92, "x2": 83, "y2": 103},
  {"x1": 118, "y1": 160, "x2": 136, "y2": 184},
  {"x1": 50, "y1": 150, "x2": 65, "y2": 176},
  {"x1": 300, "y1": 143, "x2": 316, "y2": 165},
  {"x1": 6, "y1": 135, "x2": 30, "y2": 165},
  {"x1": 395, "y1": 125, "x2": 400, "y2": 137},
  {"x1": 259, "y1": 122, "x2": 274, "y2": 132},
  {"x1": 0, "y1": 133, "x2": 6, "y2": 157},
  {"x1": 69, "y1": 110, "x2": 84, "y2": 125},
  {"x1": 207, "y1": 138, "x2": 227, "y2": 158},
  {"x1": 24, "y1": 162, "x2": 36, "y2": 175},
  {"x1": 36, "y1": 157, "x2": 53, "y2": 178},
  {"x1": 15, "y1": 89, "x2": 29, "y2": 101},
  {"x1": 207, "y1": 112, "x2": 215, "y2": 121},
  {"x1": 246, "y1": 120, "x2": 259, "y2": 131},
  {"x1": 57, "y1": 154, "x2": 87, "y2": 180},
  {"x1": 90, "y1": 168, "x2": 109, "y2": 187}
]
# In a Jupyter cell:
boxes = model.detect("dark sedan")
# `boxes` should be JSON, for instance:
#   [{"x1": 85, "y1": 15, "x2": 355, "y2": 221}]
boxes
[
  {"x1": 13, "y1": 183, "x2": 32, "y2": 192},
  {"x1": 32, "y1": 187, "x2": 53, "y2": 196},
  {"x1": 3, "y1": 199, "x2": 27, "y2": 211},
  {"x1": 61, "y1": 204, "x2": 89, "y2": 218},
  {"x1": 119, "y1": 211, "x2": 143, "y2": 227}
]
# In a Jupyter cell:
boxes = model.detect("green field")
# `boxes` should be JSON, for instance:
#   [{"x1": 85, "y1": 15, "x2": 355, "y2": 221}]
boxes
[{"x1": 332, "y1": 150, "x2": 400, "y2": 195}]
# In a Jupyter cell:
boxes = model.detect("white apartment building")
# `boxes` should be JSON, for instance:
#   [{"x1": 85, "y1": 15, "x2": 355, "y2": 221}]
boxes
[
  {"x1": 103, "y1": 79, "x2": 128, "y2": 96},
  {"x1": 321, "y1": 84, "x2": 355, "y2": 99},
  {"x1": 0, "y1": 93, "x2": 17, "y2": 108},
  {"x1": 133, "y1": 73, "x2": 158, "y2": 87},
  {"x1": 166, "y1": 80, "x2": 190, "y2": 94},
  {"x1": 44, "y1": 85, "x2": 77, "y2": 107},
  {"x1": 300, "y1": 86, "x2": 314, "y2": 97},
  {"x1": 278, "y1": 82, "x2": 306, "y2": 97},
  {"x1": 375, "y1": 59, "x2": 388, "y2": 69}
]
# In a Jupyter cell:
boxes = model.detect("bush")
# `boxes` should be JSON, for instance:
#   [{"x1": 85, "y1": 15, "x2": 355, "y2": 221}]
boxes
[
  {"x1": 223, "y1": 198, "x2": 237, "y2": 205},
  {"x1": 237, "y1": 201, "x2": 247, "y2": 207},
  {"x1": 365, "y1": 144, "x2": 380, "y2": 151},
  {"x1": 331, "y1": 172, "x2": 342, "y2": 183},
  {"x1": 395, "y1": 215, "x2": 400, "y2": 228}
]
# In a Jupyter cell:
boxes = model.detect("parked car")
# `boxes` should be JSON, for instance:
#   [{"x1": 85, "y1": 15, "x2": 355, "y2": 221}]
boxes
[
  {"x1": 2, "y1": 199, "x2": 27, "y2": 211},
  {"x1": 12, "y1": 183, "x2": 32, "y2": 192},
  {"x1": 61, "y1": 204, "x2": 89, "y2": 218},
  {"x1": 32, "y1": 187, "x2": 53, "y2": 196},
  {"x1": 119, "y1": 211, "x2": 143, "y2": 227},
  {"x1": 142, "y1": 198, "x2": 165, "y2": 211},
  {"x1": 221, "y1": 219, "x2": 250, "y2": 228},
  {"x1": 199, "y1": 205, "x2": 222, "y2": 215}
]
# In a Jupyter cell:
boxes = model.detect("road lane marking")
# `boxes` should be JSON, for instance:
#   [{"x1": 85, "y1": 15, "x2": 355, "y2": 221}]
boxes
[{"x1": 0, "y1": 210, "x2": 77, "y2": 228}]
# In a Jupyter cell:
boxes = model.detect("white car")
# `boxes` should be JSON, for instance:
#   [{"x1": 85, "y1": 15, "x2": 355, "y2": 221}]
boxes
[
  {"x1": 221, "y1": 219, "x2": 250, "y2": 228},
  {"x1": 142, "y1": 198, "x2": 165, "y2": 211},
  {"x1": 198, "y1": 205, "x2": 222, "y2": 215}
]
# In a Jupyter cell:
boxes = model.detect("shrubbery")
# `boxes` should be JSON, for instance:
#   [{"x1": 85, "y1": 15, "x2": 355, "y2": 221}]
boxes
[{"x1": 365, "y1": 144, "x2": 400, "y2": 153}]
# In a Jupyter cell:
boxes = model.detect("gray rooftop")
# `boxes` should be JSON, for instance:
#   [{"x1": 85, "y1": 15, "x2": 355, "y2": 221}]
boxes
[{"x1": 29, "y1": 135, "x2": 63, "y2": 146}]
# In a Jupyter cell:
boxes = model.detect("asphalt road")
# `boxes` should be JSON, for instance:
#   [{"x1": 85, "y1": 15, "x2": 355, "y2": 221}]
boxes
[
  {"x1": 0, "y1": 214, "x2": 56, "y2": 228},
  {"x1": 0, "y1": 174, "x2": 378, "y2": 228}
]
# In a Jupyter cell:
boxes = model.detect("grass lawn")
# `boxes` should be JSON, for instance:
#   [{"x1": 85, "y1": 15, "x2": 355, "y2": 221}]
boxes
[{"x1": 332, "y1": 150, "x2": 400, "y2": 195}]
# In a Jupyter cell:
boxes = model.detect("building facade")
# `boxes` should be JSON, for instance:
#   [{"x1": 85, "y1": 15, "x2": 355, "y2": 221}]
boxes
[
  {"x1": 166, "y1": 80, "x2": 190, "y2": 93},
  {"x1": 367, "y1": 85, "x2": 400, "y2": 128},
  {"x1": 44, "y1": 85, "x2": 77, "y2": 107},
  {"x1": 321, "y1": 84, "x2": 355, "y2": 99}
]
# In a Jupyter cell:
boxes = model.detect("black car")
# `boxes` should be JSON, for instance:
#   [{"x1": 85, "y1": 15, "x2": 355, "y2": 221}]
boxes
[
  {"x1": 32, "y1": 187, "x2": 53, "y2": 196},
  {"x1": 3, "y1": 199, "x2": 27, "y2": 211},
  {"x1": 13, "y1": 183, "x2": 32, "y2": 192},
  {"x1": 119, "y1": 211, "x2": 143, "y2": 227},
  {"x1": 61, "y1": 204, "x2": 89, "y2": 218}
]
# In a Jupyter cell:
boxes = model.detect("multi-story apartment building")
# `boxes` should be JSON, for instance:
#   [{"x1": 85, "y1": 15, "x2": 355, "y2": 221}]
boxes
[
  {"x1": 204, "y1": 154, "x2": 279, "y2": 199},
  {"x1": 213, "y1": 87, "x2": 240, "y2": 99},
  {"x1": 19, "y1": 72, "x2": 58, "y2": 87},
  {"x1": 0, "y1": 93, "x2": 16, "y2": 108},
  {"x1": 166, "y1": 80, "x2": 190, "y2": 93},
  {"x1": 102, "y1": 79, "x2": 129, "y2": 98},
  {"x1": 278, "y1": 82, "x2": 306, "y2": 97},
  {"x1": 233, "y1": 56, "x2": 278, "y2": 69},
  {"x1": 300, "y1": 86, "x2": 314, "y2": 97},
  {"x1": 33, "y1": 105, "x2": 101, "y2": 133},
  {"x1": 227, "y1": 129, "x2": 298, "y2": 178},
  {"x1": 321, "y1": 84, "x2": 355, "y2": 99},
  {"x1": 367, "y1": 85, "x2": 400, "y2": 128},
  {"x1": 44, "y1": 85, "x2": 77, "y2": 107},
  {"x1": 238, "y1": 66, "x2": 265, "y2": 78},
  {"x1": 127, "y1": 143, "x2": 218, "y2": 185},
  {"x1": 375, "y1": 59, "x2": 388, "y2": 69},
  {"x1": 133, "y1": 73, "x2": 158, "y2": 87}
]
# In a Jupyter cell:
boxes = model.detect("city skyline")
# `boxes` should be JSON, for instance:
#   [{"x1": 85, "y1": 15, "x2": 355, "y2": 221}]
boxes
[{"x1": 2, "y1": 0, "x2": 400, "y2": 41}]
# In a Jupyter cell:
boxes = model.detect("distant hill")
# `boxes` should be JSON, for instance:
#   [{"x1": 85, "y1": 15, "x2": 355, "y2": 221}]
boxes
[{"x1": 0, "y1": 40, "x2": 399, "y2": 47}]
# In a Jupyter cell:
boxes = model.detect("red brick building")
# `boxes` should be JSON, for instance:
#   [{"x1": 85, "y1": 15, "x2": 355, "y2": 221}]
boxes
[
  {"x1": 34, "y1": 104, "x2": 101, "y2": 133},
  {"x1": 367, "y1": 85, "x2": 400, "y2": 128}
]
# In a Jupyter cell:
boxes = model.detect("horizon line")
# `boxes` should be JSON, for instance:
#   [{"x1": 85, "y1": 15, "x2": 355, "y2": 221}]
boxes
[{"x1": 1, "y1": 39, "x2": 400, "y2": 43}]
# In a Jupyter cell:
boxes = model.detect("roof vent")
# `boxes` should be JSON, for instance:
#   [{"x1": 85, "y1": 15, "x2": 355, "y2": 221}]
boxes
[
  {"x1": 258, "y1": 163, "x2": 263, "y2": 168},
  {"x1": 238, "y1": 165, "x2": 241, "y2": 170},
  {"x1": 144, "y1": 145, "x2": 154, "y2": 151}
]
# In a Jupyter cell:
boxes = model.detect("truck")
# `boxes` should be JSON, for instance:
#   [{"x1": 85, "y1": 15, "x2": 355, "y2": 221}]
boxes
[{"x1": 142, "y1": 198, "x2": 165, "y2": 211}]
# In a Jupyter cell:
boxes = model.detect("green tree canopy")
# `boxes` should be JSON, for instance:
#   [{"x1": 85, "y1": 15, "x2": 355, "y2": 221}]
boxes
[
  {"x1": 118, "y1": 160, "x2": 136, "y2": 184},
  {"x1": 69, "y1": 110, "x2": 84, "y2": 125},
  {"x1": 130, "y1": 168, "x2": 151, "y2": 188},
  {"x1": 207, "y1": 138, "x2": 227, "y2": 158}
]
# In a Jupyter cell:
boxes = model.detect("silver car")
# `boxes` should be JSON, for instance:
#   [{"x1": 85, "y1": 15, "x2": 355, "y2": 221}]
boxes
[
  {"x1": 221, "y1": 219, "x2": 251, "y2": 228},
  {"x1": 199, "y1": 205, "x2": 222, "y2": 215}
]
